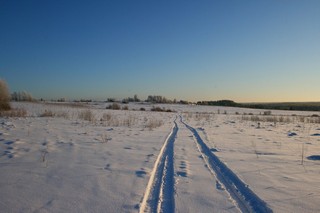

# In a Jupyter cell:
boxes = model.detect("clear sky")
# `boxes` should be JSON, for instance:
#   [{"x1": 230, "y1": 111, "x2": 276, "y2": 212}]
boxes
[{"x1": 1, "y1": 0, "x2": 319, "y2": 102}]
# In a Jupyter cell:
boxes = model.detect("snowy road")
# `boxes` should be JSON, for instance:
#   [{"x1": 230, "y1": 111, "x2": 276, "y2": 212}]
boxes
[
  {"x1": 174, "y1": 118, "x2": 238, "y2": 213},
  {"x1": 140, "y1": 115, "x2": 273, "y2": 213}
]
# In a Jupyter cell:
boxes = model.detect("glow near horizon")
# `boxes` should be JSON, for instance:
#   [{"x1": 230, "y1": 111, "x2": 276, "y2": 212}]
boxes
[{"x1": 0, "y1": 0, "x2": 319, "y2": 102}]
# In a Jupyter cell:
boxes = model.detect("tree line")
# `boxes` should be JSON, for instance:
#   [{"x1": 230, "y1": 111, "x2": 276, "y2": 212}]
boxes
[{"x1": 197, "y1": 99, "x2": 320, "y2": 112}]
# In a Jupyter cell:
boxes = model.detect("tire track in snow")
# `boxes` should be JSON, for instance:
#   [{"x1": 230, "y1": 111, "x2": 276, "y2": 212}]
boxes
[
  {"x1": 139, "y1": 119, "x2": 177, "y2": 213},
  {"x1": 181, "y1": 116, "x2": 273, "y2": 213}
]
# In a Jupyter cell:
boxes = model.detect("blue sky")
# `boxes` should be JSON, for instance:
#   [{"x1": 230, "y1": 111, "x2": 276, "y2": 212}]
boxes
[{"x1": 1, "y1": 0, "x2": 319, "y2": 102}]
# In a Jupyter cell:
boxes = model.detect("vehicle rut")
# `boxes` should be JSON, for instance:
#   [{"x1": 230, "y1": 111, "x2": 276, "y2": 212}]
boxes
[
  {"x1": 140, "y1": 116, "x2": 272, "y2": 213},
  {"x1": 180, "y1": 116, "x2": 273, "y2": 213},
  {"x1": 139, "y1": 119, "x2": 177, "y2": 213}
]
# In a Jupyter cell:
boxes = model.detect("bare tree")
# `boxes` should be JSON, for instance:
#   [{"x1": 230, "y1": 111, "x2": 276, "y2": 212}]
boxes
[{"x1": 11, "y1": 91, "x2": 34, "y2": 102}]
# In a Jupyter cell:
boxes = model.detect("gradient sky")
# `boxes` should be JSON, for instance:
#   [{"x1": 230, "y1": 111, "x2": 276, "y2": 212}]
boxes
[{"x1": 1, "y1": 0, "x2": 320, "y2": 102}]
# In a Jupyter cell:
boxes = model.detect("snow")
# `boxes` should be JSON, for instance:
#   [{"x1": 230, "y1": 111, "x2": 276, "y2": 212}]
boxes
[
  {"x1": 174, "y1": 121, "x2": 238, "y2": 213},
  {"x1": 183, "y1": 109, "x2": 320, "y2": 212},
  {"x1": 1, "y1": 102, "x2": 320, "y2": 212}
]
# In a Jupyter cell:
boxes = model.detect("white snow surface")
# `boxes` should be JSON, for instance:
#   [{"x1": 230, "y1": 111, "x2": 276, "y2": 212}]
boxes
[{"x1": 1, "y1": 102, "x2": 320, "y2": 212}]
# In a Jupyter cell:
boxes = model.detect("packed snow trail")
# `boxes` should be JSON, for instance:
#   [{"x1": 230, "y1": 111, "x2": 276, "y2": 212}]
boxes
[
  {"x1": 139, "y1": 119, "x2": 177, "y2": 213},
  {"x1": 140, "y1": 116, "x2": 272, "y2": 213},
  {"x1": 181, "y1": 116, "x2": 273, "y2": 213},
  {"x1": 174, "y1": 120, "x2": 238, "y2": 212}
]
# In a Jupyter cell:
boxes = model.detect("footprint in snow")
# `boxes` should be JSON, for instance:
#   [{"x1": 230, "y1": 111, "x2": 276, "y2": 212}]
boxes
[
  {"x1": 3, "y1": 150, "x2": 14, "y2": 158},
  {"x1": 135, "y1": 170, "x2": 147, "y2": 178},
  {"x1": 177, "y1": 161, "x2": 188, "y2": 177},
  {"x1": 288, "y1": 132, "x2": 297, "y2": 137},
  {"x1": 124, "y1": 147, "x2": 132, "y2": 150},
  {"x1": 179, "y1": 165, "x2": 186, "y2": 169},
  {"x1": 5, "y1": 141, "x2": 14, "y2": 145},
  {"x1": 177, "y1": 171, "x2": 187, "y2": 177},
  {"x1": 104, "y1": 164, "x2": 111, "y2": 170}
]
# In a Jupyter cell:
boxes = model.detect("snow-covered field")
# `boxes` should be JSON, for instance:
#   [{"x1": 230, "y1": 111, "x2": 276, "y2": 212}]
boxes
[{"x1": 1, "y1": 102, "x2": 320, "y2": 212}]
